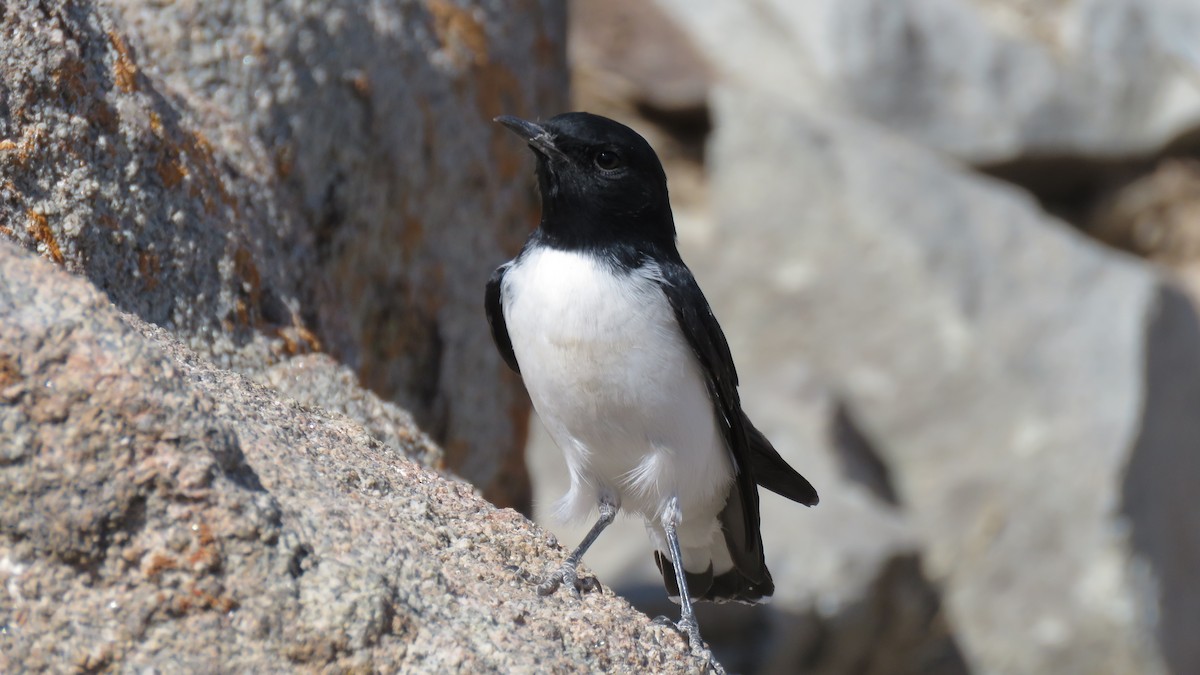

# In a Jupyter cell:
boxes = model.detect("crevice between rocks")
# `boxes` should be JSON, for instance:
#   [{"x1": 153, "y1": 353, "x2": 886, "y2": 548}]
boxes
[{"x1": 977, "y1": 126, "x2": 1200, "y2": 270}]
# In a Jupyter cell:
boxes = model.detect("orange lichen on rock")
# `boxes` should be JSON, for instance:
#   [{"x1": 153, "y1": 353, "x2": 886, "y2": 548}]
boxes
[
  {"x1": 187, "y1": 541, "x2": 221, "y2": 572},
  {"x1": 109, "y1": 31, "x2": 139, "y2": 93},
  {"x1": 143, "y1": 552, "x2": 177, "y2": 578},
  {"x1": 52, "y1": 56, "x2": 90, "y2": 104},
  {"x1": 185, "y1": 585, "x2": 238, "y2": 614},
  {"x1": 427, "y1": 0, "x2": 489, "y2": 67},
  {"x1": 184, "y1": 130, "x2": 234, "y2": 214},
  {"x1": 155, "y1": 150, "x2": 187, "y2": 189},
  {"x1": 0, "y1": 353, "x2": 20, "y2": 389},
  {"x1": 278, "y1": 325, "x2": 323, "y2": 356},
  {"x1": 138, "y1": 249, "x2": 161, "y2": 289},
  {"x1": 193, "y1": 522, "x2": 215, "y2": 547},
  {"x1": 2, "y1": 127, "x2": 47, "y2": 167},
  {"x1": 26, "y1": 209, "x2": 64, "y2": 264},
  {"x1": 233, "y1": 299, "x2": 251, "y2": 328},
  {"x1": 145, "y1": 112, "x2": 189, "y2": 190}
]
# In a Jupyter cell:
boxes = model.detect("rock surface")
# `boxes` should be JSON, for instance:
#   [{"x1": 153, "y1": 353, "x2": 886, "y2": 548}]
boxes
[
  {"x1": 652, "y1": 0, "x2": 1200, "y2": 164},
  {"x1": 695, "y1": 84, "x2": 1198, "y2": 675},
  {"x1": 0, "y1": 239, "x2": 706, "y2": 673},
  {"x1": 0, "y1": 0, "x2": 561, "y2": 509},
  {"x1": 1088, "y1": 159, "x2": 1200, "y2": 300},
  {"x1": 261, "y1": 353, "x2": 443, "y2": 471}
]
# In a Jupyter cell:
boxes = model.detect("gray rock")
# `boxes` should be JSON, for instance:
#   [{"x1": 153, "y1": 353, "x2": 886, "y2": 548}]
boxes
[
  {"x1": 0, "y1": 0, "x2": 560, "y2": 509},
  {"x1": 569, "y1": 0, "x2": 712, "y2": 117},
  {"x1": 652, "y1": 0, "x2": 1200, "y2": 163},
  {"x1": 107, "y1": 0, "x2": 568, "y2": 509},
  {"x1": 0, "y1": 239, "x2": 707, "y2": 673},
  {"x1": 697, "y1": 83, "x2": 1200, "y2": 675},
  {"x1": 262, "y1": 353, "x2": 443, "y2": 470},
  {"x1": 1087, "y1": 159, "x2": 1200, "y2": 301}
]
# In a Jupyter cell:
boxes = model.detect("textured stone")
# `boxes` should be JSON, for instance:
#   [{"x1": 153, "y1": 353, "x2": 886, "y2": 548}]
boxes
[
  {"x1": 0, "y1": 0, "x2": 562, "y2": 509},
  {"x1": 262, "y1": 353, "x2": 443, "y2": 470},
  {"x1": 0, "y1": 239, "x2": 707, "y2": 673}
]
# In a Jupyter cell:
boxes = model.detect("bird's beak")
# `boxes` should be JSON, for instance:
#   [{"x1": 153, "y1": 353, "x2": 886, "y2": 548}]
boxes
[{"x1": 495, "y1": 115, "x2": 564, "y2": 159}]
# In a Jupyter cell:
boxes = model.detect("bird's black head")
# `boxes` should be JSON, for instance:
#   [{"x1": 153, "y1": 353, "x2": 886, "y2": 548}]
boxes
[{"x1": 496, "y1": 112, "x2": 676, "y2": 255}]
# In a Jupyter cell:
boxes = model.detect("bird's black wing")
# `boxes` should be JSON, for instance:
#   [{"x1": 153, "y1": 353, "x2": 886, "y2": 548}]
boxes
[
  {"x1": 655, "y1": 257, "x2": 819, "y2": 585},
  {"x1": 485, "y1": 262, "x2": 520, "y2": 373},
  {"x1": 653, "y1": 258, "x2": 768, "y2": 579},
  {"x1": 743, "y1": 412, "x2": 819, "y2": 505}
]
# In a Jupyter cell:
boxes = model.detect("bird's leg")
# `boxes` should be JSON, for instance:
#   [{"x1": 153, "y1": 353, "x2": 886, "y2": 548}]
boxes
[
  {"x1": 663, "y1": 496, "x2": 725, "y2": 674},
  {"x1": 536, "y1": 495, "x2": 618, "y2": 597}
]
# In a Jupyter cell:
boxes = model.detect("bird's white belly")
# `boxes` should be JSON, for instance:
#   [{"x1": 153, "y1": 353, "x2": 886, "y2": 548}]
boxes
[{"x1": 502, "y1": 248, "x2": 732, "y2": 525}]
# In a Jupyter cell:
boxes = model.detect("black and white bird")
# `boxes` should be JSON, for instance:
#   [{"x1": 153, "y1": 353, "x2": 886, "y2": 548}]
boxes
[{"x1": 487, "y1": 112, "x2": 818, "y2": 659}]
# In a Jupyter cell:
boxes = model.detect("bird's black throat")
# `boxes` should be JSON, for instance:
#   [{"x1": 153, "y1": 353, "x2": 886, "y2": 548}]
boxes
[{"x1": 517, "y1": 112, "x2": 681, "y2": 260}]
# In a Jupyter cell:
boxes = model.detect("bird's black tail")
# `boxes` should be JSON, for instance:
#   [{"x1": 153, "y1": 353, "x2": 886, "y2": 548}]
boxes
[
  {"x1": 650, "y1": 414, "x2": 816, "y2": 605},
  {"x1": 743, "y1": 412, "x2": 819, "y2": 506},
  {"x1": 653, "y1": 551, "x2": 774, "y2": 605},
  {"x1": 651, "y1": 474, "x2": 777, "y2": 605}
]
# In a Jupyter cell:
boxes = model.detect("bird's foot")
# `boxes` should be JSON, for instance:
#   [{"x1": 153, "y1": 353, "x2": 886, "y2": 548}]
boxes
[
  {"x1": 523, "y1": 561, "x2": 599, "y2": 597},
  {"x1": 655, "y1": 615, "x2": 725, "y2": 675},
  {"x1": 696, "y1": 646, "x2": 726, "y2": 675}
]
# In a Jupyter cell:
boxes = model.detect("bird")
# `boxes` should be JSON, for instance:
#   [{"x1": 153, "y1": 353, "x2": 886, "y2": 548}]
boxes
[{"x1": 487, "y1": 112, "x2": 818, "y2": 664}]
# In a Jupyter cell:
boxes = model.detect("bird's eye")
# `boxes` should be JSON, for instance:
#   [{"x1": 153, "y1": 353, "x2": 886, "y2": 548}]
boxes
[{"x1": 594, "y1": 150, "x2": 622, "y2": 171}]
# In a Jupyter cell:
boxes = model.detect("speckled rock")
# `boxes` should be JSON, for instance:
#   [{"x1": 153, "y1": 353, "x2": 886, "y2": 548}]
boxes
[
  {"x1": 261, "y1": 353, "x2": 443, "y2": 470},
  {"x1": 0, "y1": 0, "x2": 560, "y2": 509},
  {"x1": 0, "y1": 239, "x2": 706, "y2": 673}
]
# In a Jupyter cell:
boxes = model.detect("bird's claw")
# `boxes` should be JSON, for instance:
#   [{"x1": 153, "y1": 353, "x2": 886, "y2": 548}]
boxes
[
  {"x1": 526, "y1": 562, "x2": 599, "y2": 597},
  {"x1": 536, "y1": 569, "x2": 568, "y2": 596},
  {"x1": 698, "y1": 647, "x2": 725, "y2": 675},
  {"x1": 676, "y1": 615, "x2": 704, "y2": 651},
  {"x1": 653, "y1": 615, "x2": 725, "y2": 675},
  {"x1": 575, "y1": 575, "x2": 600, "y2": 593}
]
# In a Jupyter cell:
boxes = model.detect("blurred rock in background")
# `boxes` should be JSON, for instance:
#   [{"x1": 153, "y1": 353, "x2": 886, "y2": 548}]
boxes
[
  {"x1": 1088, "y1": 160, "x2": 1200, "y2": 297},
  {"x1": 532, "y1": 0, "x2": 1200, "y2": 673},
  {"x1": 656, "y1": 0, "x2": 1200, "y2": 164}
]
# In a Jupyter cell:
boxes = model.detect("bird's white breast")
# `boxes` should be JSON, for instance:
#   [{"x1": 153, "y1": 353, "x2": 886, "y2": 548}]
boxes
[{"x1": 502, "y1": 247, "x2": 732, "y2": 525}]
